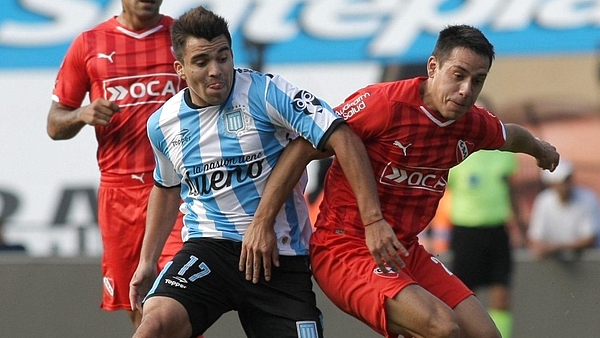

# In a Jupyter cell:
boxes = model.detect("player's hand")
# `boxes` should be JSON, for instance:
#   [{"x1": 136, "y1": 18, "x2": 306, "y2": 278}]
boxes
[
  {"x1": 78, "y1": 98, "x2": 121, "y2": 126},
  {"x1": 534, "y1": 138, "x2": 560, "y2": 171},
  {"x1": 239, "y1": 220, "x2": 279, "y2": 283},
  {"x1": 129, "y1": 262, "x2": 158, "y2": 312},
  {"x1": 364, "y1": 219, "x2": 409, "y2": 273}
]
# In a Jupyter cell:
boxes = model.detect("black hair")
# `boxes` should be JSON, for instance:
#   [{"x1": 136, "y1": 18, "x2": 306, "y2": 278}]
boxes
[
  {"x1": 432, "y1": 25, "x2": 495, "y2": 68},
  {"x1": 170, "y1": 6, "x2": 232, "y2": 62}
]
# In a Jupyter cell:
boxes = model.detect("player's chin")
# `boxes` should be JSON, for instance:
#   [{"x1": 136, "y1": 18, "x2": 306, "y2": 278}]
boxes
[
  {"x1": 138, "y1": 1, "x2": 160, "y2": 11},
  {"x1": 440, "y1": 109, "x2": 466, "y2": 121}
]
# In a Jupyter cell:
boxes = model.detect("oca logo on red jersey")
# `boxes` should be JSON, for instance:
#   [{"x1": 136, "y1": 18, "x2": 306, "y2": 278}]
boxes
[
  {"x1": 373, "y1": 266, "x2": 400, "y2": 279},
  {"x1": 103, "y1": 73, "x2": 183, "y2": 108}
]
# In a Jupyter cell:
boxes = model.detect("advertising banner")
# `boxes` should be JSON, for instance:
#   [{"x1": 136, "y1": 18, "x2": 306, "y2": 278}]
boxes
[{"x1": 1, "y1": 0, "x2": 598, "y2": 68}]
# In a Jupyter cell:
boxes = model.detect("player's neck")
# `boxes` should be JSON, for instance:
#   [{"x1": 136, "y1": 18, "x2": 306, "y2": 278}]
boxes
[
  {"x1": 419, "y1": 80, "x2": 438, "y2": 116},
  {"x1": 116, "y1": 13, "x2": 162, "y2": 31}
]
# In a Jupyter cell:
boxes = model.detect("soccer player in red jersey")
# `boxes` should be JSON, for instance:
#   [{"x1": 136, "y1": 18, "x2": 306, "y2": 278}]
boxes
[
  {"x1": 254, "y1": 25, "x2": 560, "y2": 338},
  {"x1": 46, "y1": 0, "x2": 186, "y2": 328}
]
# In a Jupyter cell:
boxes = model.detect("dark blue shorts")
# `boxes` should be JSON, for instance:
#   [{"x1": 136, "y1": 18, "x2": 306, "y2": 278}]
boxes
[
  {"x1": 450, "y1": 225, "x2": 513, "y2": 289},
  {"x1": 145, "y1": 238, "x2": 323, "y2": 338}
]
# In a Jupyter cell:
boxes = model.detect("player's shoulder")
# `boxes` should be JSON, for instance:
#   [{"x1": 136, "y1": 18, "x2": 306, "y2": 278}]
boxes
[
  {"x1": 461, "y1": 104, "x2": 503, "y2": 132},
  {"x1": 341, "y1": 80, "x2": 393, "y2": 103},
  {"x1": 64, "y1": 18, "x2": 114, "y2": 52},
  {"x1": 152, "y1": 90, "x2": 186, "y2": 118},
  {"x1": 235, "y1": 68, "x2": 294, "y2": 91},
  {"x1": 82, "y1": 17, "x2": 117, "y2": 35},
  {"x1": 162, "y1": 15, "x2": 175, "y2": 23},
  {"x1": 372, "y1": 77, "x2": 423, "y2": 105},
  {"x1": 238, "y1": 67, "x2": 283, "y2": 82},
  {"x1": 235, "y1": 67, "x2": 261, "y2": 77},
  {"x1": 470, "y1": 103, "x2": 499, "y2": 120},
  {"x1": 160, "y1": 15, "x2": 176, "y2": 28}
]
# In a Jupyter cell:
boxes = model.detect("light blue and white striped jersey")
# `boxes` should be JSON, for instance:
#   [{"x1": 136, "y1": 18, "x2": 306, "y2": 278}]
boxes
[{"x1": 147, "y1": 68, "x2": 343, "y2": 256}]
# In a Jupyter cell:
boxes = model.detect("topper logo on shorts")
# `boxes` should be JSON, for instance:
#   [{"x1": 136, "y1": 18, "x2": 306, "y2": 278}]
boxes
[
  {"x1": 173, "y1": 276, "x2": 188, "y2": 284},
  {"x1": 292, "y1": 90, "x2": 323, "y2": 115},
  {"x1": 103, "y1": 73, "x2": 182, "y2": 108},
  {"x1": 373, "y1": 266, "x2": 400, "y2": 278},
  {"x1": 165, "y1": 278, "x2": 188, "y2": 289}
]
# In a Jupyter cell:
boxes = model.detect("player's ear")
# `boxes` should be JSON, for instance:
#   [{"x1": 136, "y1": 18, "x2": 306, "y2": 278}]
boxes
[
  {"x1": 427, "y1": 56, "x2": 437, "y2": 78},
  {"x1": 174, "y1": 61, "x2": 186, "y2": 80}
]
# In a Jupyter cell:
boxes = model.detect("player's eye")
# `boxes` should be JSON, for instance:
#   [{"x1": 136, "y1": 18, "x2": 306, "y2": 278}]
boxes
[{"x1": 218, "y1": 55, "x2": 229, "y2": 63}]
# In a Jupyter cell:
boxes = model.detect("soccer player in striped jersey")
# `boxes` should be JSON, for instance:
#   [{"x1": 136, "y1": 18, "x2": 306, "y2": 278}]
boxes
[
  {"x1": 46, "y1": 0, "x2": 186, "y2": 328},
  {"x1": 129, "y1": 6, "x2": 387, "y2": 338},
  {"x1": 254, "y1": 25, "x2": 560, "y2": 338}
]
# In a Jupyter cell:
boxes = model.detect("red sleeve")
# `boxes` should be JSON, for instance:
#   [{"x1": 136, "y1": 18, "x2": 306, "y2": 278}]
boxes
[
  {"x1": 476, "y1": 106, "x2": 507, "y2": 151},
  {"x1": 333, "y1": 84, "x2": 393, "y2": 141},
  {"x1": 52, "y1": 34, "x2": 90, "y2": 108}
]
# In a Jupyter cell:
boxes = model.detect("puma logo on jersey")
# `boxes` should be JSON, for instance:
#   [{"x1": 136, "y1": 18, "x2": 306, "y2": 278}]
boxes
[
  {"x1": 98, "y1": 51, "x2": 116, "y2": 63},
  {"x1": 131, "y1": 173, "x2": 145, "y2": 184},
  {"x1": 393, "y1": 140, "x2": 412, "y2": 156}
]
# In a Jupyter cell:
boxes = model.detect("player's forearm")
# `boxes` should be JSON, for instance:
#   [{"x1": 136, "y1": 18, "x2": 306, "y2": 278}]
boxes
[
  {"x1": 501, "y1": 123, "x2": 559, "y2": 171},
  {"x1": 47, "y1": 101, "x2": 86, "y2": 140},
  {"x1": 500, "y1": 124, "x2": 541, "y2": 157},
  {"x1": 140, "y1": 185, "x2": 181, "y2": 264},
  {"x1": 327, "y1": 125, "x2": 383, "y2": 224},
  {"x1": 254, "y1": 137, "x2": 321, "y2": 227}
]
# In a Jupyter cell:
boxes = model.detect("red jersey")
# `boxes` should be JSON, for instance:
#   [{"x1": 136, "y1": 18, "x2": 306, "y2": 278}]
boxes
[
  {"x1": 52, "y1": 16, "x2": 184, "y2": 175},
  {"x1": 316, "y1": 77, "x2": 506, "y2": 243}
]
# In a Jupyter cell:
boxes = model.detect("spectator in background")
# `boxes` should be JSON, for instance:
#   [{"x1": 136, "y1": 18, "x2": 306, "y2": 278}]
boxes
[
  {"x1": 447, "y1": 144, "x2": 524, "y2": 338},
  {"x1": 528, "y1": 160, "x2": 600, "y2": 260},
  {"x1": 46, "y1": 0, "x2": 185, "y2": 327}
]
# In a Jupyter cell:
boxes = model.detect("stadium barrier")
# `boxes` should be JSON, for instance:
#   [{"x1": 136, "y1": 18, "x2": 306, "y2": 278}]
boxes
[{"x1": 1, "y1": 250, "x2": 599, "y2": 337}]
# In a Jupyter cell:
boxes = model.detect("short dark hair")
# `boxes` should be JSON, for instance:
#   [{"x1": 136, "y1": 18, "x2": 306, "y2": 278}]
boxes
[
  {"x1": 432, "y1": 25, "x2": 495, "y2": 69},
  {"x1": 170, "y1": 6, "x2": 232, "y2": 62}
]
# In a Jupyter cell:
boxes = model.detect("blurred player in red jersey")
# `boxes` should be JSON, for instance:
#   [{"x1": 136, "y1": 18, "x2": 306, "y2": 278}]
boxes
[
  {"x1": 46, "y1": 0, "x2": 186, "y2": 328},
  {"x1": 253, "y1": 25, "x2": 560, "y2": 338}
]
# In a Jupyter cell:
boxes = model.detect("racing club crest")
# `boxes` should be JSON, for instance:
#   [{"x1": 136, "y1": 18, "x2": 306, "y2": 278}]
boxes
[{"x1": 225, "y1": 108, "x2": 245, "y2": 133}]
